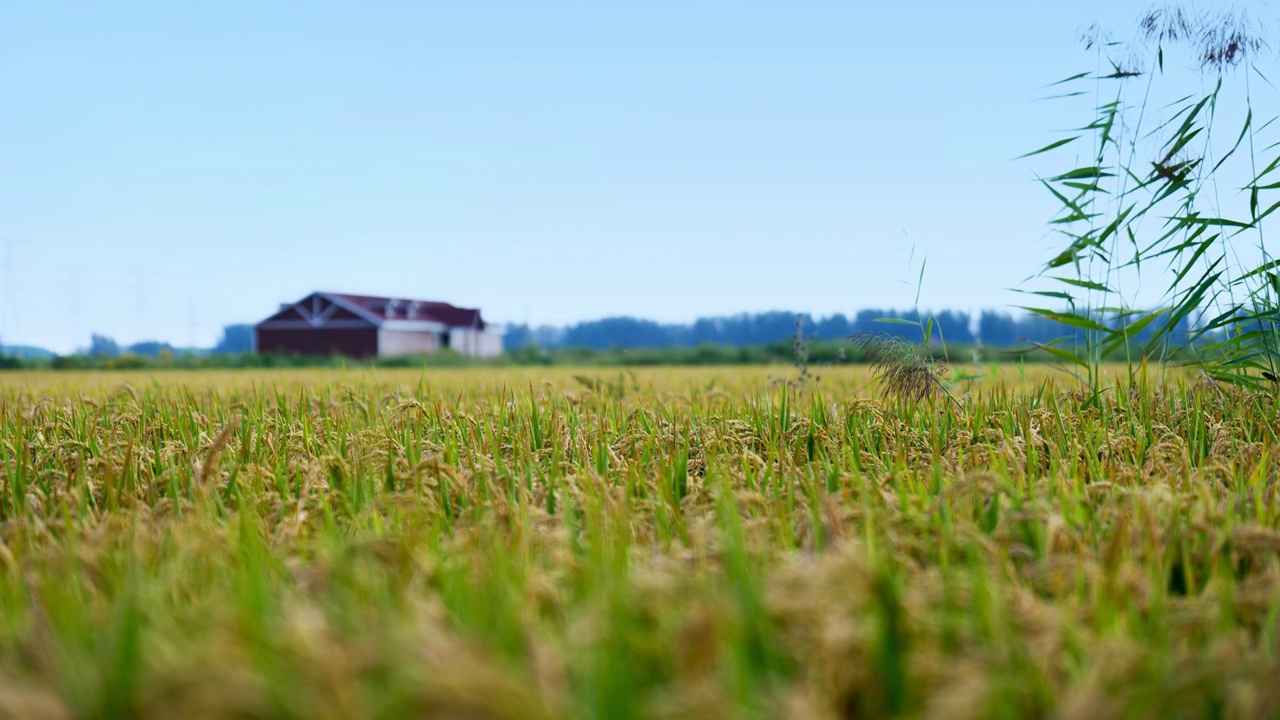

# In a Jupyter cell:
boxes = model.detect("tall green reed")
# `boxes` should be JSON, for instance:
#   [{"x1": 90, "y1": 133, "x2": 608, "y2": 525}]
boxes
[{"x1": 1024, "y1": 2, "x2": 1279, "y2": 392}]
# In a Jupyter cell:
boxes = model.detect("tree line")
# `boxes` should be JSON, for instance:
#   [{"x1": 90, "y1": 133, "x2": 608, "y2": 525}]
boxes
[
  {"x1": 39, "y1": 308, "x2": 1193, "y2": 366},
  {"x1": 503, "y1": 309, "x2": 1191, "y2": 352}
]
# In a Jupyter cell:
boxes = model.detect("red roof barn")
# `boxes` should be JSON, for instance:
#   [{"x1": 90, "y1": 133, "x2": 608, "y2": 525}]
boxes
[{"x1": 254, "y1": 292, "x2": 504, "y2": 359}]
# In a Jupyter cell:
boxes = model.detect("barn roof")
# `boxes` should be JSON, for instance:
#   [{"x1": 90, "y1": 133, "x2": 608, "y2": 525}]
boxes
[
  {"x1": 328, "y1": 293, "x2": 485, "y2": 329},
  {"x1": 257, "y1": 292, "x2": 487, "y2": 330}
]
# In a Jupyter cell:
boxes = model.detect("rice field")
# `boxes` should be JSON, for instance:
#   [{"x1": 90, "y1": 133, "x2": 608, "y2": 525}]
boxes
[{"x1": 1, "y1": 365, "x2": 1278, "y2": 719}]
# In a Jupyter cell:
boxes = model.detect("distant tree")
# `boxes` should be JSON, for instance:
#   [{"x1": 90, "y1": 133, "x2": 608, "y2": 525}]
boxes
[
  {"x1": 931, "y1": 310, "x2": 974, "y2": 344},
  {"x1": 852, "y1": 309, "x2": 916, "y2": 339},
  {"x1": 690, "y1": 317, "x2": 722, "y2": 345},
  {"x1": 532, "y1": 325, "x2": 565, "y2": 348},
  {"x1": 561, "y1": 317, "x2": 673, "y2": 349},
  {"x1": 502, "y1": 324, "x2": 535, "y2": 351},
  {"x1": 978, "y1": 311, "x2": 1017, "y2": 346},
  {"x1": 88, "y1": 334, "x2": 120, "y2": 357},
  {"x1": 213, "y1": 324, "x2": 254, "y2": 354},
  {"x1": 126, "y1": 340, "x2": 176, "y2": 357},
  {"x1": 1019, "y1": 315, "x2": 1069, "y2": 345},
  {"x1": 813, "y1": 313, "x2": 852, "y2": 340}
]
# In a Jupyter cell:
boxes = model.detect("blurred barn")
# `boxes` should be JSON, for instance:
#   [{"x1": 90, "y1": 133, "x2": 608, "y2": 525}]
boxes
[{"x1": 254, "y1": 292, "x2": 503, "y2": 359}]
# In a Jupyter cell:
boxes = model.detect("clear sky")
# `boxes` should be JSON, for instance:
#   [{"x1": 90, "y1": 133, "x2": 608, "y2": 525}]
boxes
[{"x1": 0, "y1": 1, "x2": 1242, "y2": 352}]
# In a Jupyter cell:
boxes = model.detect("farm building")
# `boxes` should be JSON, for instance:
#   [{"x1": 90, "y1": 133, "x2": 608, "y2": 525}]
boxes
[{"x1": 254, "y1": 292, "x2": 504, "y2": 359}]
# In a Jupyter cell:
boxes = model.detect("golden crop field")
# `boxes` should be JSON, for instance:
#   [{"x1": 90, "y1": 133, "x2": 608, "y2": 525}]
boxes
[{"x1": 0, "y1": 365, "x2": 1277, "y2": 719}]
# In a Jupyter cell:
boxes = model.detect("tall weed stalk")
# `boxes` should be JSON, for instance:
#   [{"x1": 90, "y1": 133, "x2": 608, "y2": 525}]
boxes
[{"x1": 1025, "y1": 2, "x2": 1279, "y2": 391}]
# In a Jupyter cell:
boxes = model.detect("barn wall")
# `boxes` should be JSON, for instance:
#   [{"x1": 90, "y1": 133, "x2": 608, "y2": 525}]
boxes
[
  {"x1": 449, "y1": 329, "x2": 505, "y2": 358},
  {"x1": 255, "y1": 327, "x2": 379, "y2": 359},
  {"x1": 378, "y1": 329, "x2": 439, "y2": 357}
]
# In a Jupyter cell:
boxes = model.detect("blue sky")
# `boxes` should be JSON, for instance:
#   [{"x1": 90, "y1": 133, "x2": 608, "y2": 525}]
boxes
[{"x1": 0, "y1": 1, "x2": 1237, "y2": 351}]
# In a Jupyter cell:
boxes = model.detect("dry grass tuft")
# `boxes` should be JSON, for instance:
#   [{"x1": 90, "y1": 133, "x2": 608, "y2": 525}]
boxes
[{"x1": 849, "y1": 331, "x2": 951, "y2": 405}]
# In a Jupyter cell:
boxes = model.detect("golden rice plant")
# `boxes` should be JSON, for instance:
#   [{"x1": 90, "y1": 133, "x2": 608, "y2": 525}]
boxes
[{"x1": 0, "y1": 365, "x2": 1276, "y2": 718}]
